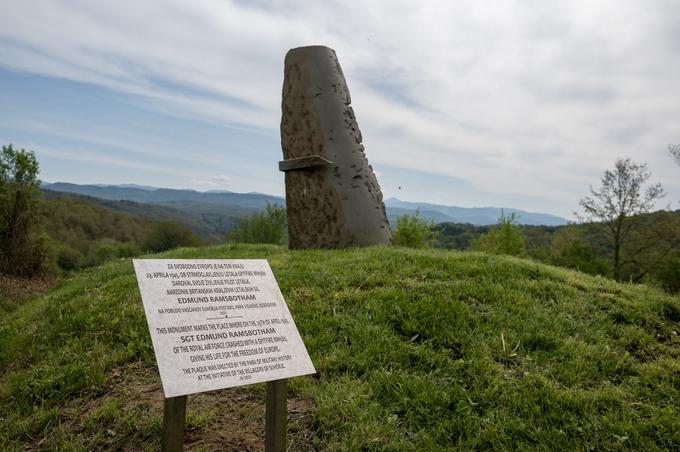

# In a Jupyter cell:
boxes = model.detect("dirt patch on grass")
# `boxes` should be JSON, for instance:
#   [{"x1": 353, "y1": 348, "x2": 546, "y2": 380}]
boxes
[
  {"x1": 184, "y1": 391, "x2": 315, "y2": 451},
  {"x1": 0, "y1": 274, "x2": 56, "y2": 311},
  {"x1": 44, "y1": 361, "x2": 317, "y2": 451}
]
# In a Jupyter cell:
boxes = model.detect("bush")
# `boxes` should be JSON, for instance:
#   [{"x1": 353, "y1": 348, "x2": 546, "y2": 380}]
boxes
[
  {"x1": 655, "y1": 253, "x2": 680, "y2": 294},
  {"x1": 472, "y1": 212, "x2": 525, "y2": 256},
  {"x1": 112, "y1": 241, "x2": 141, "y2": 258},
  {"x1": 55, "y1": 245, "x2": 84, "y2": 271},
  {"x1": 392, "y1": 211, "x2": 438, "y2": 248},
  {"x1": 53, "y1": 239, "x2": 141, "y2": 271},
  {"x1": 84, "y1": 240, "x2": 138, "y2": 266},
  {"x1": 142, "y1": 221, "x2": 202, "y2": 253},
  {"x1": 226, "y1": 204, "x2": 287, "y2": 245}
]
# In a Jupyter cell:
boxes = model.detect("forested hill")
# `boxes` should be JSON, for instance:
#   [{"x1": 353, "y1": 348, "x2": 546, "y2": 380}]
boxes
[
  {"x1": 42, "y1": 189, "x2": 218, "y2": 240},
  {"x1": 37, "y1": 191, "x2": 208, "y2": 272}
]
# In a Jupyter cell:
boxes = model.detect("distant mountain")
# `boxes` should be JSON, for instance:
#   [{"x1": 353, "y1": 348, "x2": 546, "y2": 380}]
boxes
[
  {"x1": 41, "y1": 183, "x2": 568, "y2": 230},
  {"x1": 385, "y1": 198, "x2": 568, "y2": 226},
  {"x1": 42, "y1": 183, "x2": 284, "y2": 209}
]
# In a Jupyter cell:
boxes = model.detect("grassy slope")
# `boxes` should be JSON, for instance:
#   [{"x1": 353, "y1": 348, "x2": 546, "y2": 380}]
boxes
[{"x1": 1, "y1": 245, "x2": 679, "y2": 450}]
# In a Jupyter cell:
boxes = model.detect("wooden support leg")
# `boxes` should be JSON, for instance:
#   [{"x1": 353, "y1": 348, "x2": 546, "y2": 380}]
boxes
[
  {"x1": 265, "y1": 379, "x2": 288, "y2": 452},
  {"x1": 161, "y1": 395, "x2": 187, "y2": 452}
]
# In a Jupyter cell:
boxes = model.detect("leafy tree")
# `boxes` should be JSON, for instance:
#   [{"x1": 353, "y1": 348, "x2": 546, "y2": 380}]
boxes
[
  {"x1": 142, "y1": 221, "x2": 203, "y2": 252},
  {"x1": 615, "y1": 210, "x2": 680, "y2": 283},
  {"x1": 391, "y1": 210, "x2": 439, "y2": 248},
  {"x1": 548, "y1": 225, "x2": 608, "y2": 275},
  {"x1": 226, "y1": 204, "x2": 287, "y2": 245},
  {"x1": 578, "y1": 158, "x2": 665, "y2": 280},
  {"x1": 471, "y1": 211, "x2": 525, "y2": 256},
  {"x1": 523, "y1": 225, "x2": 555, "y2": 261},
  {"x1": 0, "y1": 144, "x2": 47, "y2": 276}
]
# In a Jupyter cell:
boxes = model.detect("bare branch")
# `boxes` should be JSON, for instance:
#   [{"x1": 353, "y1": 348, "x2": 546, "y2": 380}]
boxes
[{"x1": 669, "y1": 144, "x2": 680, "y2": 166}]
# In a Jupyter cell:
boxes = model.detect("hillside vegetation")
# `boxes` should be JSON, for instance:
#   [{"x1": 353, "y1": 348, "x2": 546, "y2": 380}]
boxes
[
  {"x1": 37, "y1": 193, "x2": 205, "y2": 273},
  {"x1": 435, "y1": 210, "x2": 680, "y2": 293},
  {"x1": 43, "y1": 183, "x2": 284, "y2": 236},
  {"x1": 43, "y1": 190, "x2": 218, "y2": 241},
  {"x1": 1, "y1": 245, "x2": 679, "y2": 450},
  {"x1": 43, "y1": 194, "x2": 152, "y2": 264}
]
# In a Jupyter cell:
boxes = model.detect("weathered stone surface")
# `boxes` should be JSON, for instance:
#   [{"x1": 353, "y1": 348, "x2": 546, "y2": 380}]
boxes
[{"x1": 280, "y1": 45, "x2": 391, "y2": 249}]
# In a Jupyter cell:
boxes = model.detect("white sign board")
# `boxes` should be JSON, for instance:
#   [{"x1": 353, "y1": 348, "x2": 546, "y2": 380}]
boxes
[{"x1": 133, "y1": 259, "x2": 316, "y2": 398}]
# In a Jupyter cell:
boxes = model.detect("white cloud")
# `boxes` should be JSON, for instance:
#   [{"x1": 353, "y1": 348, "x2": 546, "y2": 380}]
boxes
[
  {"x1": 1, "y1": 0, "x2": 679, "y2": 215},
  {"x1": 35, "y1": 144, "x2": 198, "y2": 178},
  {"x1": 191, "y1": 175, "x2": 232, "y2": 189}
]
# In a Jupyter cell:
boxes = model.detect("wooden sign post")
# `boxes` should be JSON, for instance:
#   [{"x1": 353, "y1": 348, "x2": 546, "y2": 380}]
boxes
[
  {"x1": 265, "y1": 379, "x2": 287, "y2": 452},
  {"x1": 161, "y1": 396, "x2": 186, "y2": 452},
  {"x1": 133, "y1": 259, "x2": 316, "y2": 451}
]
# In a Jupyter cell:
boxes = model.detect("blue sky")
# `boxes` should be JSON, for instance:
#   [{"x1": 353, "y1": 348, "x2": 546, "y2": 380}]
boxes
[{"x1": 1, "y1": 0, "x2": 679, "y2": 218}]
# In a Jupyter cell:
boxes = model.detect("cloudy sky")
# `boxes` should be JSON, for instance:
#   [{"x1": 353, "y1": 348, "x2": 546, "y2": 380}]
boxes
[{"x1": 1, "y1": 0, "x2": 679, "y2": 218}]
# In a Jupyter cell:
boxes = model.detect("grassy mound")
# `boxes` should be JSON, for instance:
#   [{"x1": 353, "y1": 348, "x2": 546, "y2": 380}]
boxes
[{"x1": 1, "y1": 245, "x2": 679, "y2": 450}]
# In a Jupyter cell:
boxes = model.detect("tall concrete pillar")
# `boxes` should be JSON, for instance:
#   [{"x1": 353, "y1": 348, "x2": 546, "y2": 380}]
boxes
[{"x1": 279, "y1": 45, "x2": 391, "y2": 249}]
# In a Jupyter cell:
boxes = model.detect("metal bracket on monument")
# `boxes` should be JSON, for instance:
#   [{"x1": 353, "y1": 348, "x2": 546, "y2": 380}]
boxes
[{"x1": 278, "y1": 155, "x2": 334, "y2": 172}]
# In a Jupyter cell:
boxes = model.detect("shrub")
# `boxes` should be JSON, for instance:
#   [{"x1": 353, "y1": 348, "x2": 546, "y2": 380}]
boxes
[
  {"x1": 392, "y1": 211, "x2": 438, "y2": 248},
  {"x1": 142, "y1": 221, "x2": 202, "y2": 253},
  {"x1": 655, "y1": 253, "x2": 680, "y2": 294},
  {"x1": 112, "y1": 241, "x2": 141, "y2": 258},
  {"x1": 226, "y1": 204, "x2": 287, "y2": 245},
  {"x1": 55, "y1": 245, "x2": 84, "y2": 271}
]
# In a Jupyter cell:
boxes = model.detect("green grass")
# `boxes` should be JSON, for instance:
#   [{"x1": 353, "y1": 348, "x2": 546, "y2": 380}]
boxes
[{"x1": 1, "y1": 244, "x2": 679, "y2": 450}]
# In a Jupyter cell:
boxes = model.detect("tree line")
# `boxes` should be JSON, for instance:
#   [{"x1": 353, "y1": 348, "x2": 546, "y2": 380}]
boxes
[{"x1": 400, "y1": 156, "x2": 680, "y2": 293}]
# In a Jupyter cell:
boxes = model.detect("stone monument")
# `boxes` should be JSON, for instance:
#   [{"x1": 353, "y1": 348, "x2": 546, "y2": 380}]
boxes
[{"x1": 279, "y1": 45, "x2": 391, "y2": 249}]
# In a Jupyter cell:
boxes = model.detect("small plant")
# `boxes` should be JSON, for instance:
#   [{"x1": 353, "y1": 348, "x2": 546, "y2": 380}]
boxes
[
  {"x1": 391, "y1": 210, "x2": 439, "y2": 248},
  {"x1": 500, "y1": 331, "x2": 520, "y2": 361},
  {"x1": 472, "y1": 211, "x2": 525, "y2": 256}
]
